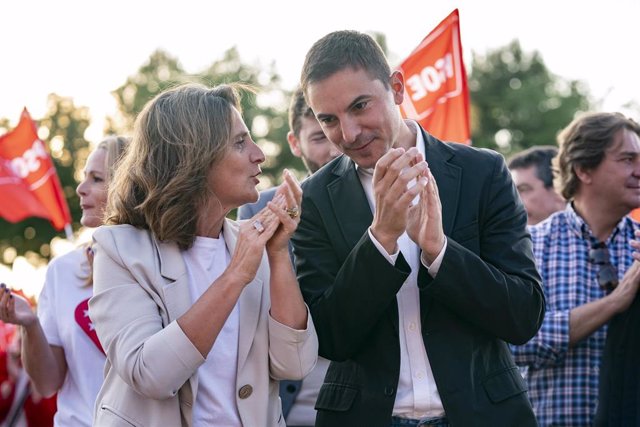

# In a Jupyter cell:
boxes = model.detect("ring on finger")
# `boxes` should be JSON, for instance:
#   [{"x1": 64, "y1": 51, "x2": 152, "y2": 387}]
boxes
[
  {"x1": 285, "y1": 206, "x2": 299, "y2": 218},
  {"x1": 252, "y1": 220, "x2": 265, "y2": 233}
]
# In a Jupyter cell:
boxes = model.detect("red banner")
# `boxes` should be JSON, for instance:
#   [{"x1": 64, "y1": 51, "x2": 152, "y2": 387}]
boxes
[
  {"x1": 0, "y1": 109, "x2": 72, "y2": 230},
  {"x1": 398, "y1": 9, "x2": 471, "y2": 144}
]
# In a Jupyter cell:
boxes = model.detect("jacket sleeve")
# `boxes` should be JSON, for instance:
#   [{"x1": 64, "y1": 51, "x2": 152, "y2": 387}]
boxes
[
  {"x1": 293, "y1": 195, "x2": 410, "y2": 361},
  {"x1": 267, "y1": 309, "x2": 318, "y2": 380},
  {"x1": 417, "y1": 153, "x2": 545, "y2": 345},
  {"x1": 510, "y1": 225, "x2": 570, "y2": 367},
  {"x1": 509, "y1": 309, "x2": 570, "y2": 368},
  {"x1": 237, "y1": 202, "x2": 257, "y2": 220},
  {"x1": 89, "y1": 228, "x2": 205, "y2": 400}
]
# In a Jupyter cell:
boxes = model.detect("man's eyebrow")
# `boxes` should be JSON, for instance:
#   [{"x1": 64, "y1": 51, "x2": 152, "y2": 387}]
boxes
[
  {"x1": 618, "y1": 150, "x2": 639, "y2": 158},
  {"x1": 315, "y1": 113, "x2": 333, "y2": 121},
  {"x1": 309, "y1": 131, "x2": 326, "y2": 139}
]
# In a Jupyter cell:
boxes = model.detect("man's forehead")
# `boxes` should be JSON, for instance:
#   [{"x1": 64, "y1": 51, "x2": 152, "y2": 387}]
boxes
[{"x1": 307, "y1": 70, "x2": 383, "y2": 113}]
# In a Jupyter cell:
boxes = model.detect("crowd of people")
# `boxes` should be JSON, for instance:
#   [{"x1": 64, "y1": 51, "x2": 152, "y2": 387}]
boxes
[{"x1": 0, "y1": 29, "x2": 639, "y2": 427}]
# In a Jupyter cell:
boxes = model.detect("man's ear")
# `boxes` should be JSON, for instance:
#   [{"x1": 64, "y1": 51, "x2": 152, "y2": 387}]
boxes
[
  {"x1": 574, "y1": 165, "x2": 593, "y2": 185},
  {"x1": 287, "y1": 131, "x2": 303, "y2": 158},
  {"x1": 389, "y1": 70, "x2": 405, "y2": 105}
]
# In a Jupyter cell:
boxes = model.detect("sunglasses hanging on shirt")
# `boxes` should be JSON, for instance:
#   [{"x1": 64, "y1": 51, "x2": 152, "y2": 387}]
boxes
[{"x1": 588, "y1": 241, "x2": 619, "y2": 292}]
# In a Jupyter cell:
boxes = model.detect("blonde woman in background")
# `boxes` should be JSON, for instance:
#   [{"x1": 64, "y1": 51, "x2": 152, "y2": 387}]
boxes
[{"x1": 0, "y1": 136, "x2": 128, "y2": 427}]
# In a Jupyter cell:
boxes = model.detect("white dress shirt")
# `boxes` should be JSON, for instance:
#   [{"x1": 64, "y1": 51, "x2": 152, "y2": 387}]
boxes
[{"x1": 357, "y1": 121, "x2": 446, "y2": 418}]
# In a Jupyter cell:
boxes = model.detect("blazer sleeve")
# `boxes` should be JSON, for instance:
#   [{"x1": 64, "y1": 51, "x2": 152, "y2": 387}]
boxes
[
  {"x1": 293, "y1": 194, "x2": 411, "y2": 361},
  {"x1": 417, "y1": 152, "x2": 545, "y2": 345},
  {"x1": 237, "y1": 202, "x2": 258, "y2": 220},
  {"x1": 510, "y1": 225, "x2": 570, "y2": 368},
  {"x1": 89, "y1": 227, "x2": 205, "y2": 400},
  {"x1": 267, "y1": 311, "x2": 318, "y2": 380}
]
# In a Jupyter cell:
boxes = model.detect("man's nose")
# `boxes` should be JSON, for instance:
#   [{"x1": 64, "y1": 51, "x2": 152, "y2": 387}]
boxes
[{"x1": 341, "y1": 120, "x2": 361, "y2": 144}]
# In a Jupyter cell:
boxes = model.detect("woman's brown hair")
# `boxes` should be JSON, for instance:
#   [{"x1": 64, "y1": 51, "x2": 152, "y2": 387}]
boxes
[{"x1": 105, "y1": 83, "x2": 251, "y2": 249}]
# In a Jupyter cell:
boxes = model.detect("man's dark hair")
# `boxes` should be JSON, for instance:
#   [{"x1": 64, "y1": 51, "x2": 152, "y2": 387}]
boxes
[
  {"x1": 288, "y1": 87, "x2": 315, "y2": 137},
  {"x1": 300, "y1": 30, "x2": 391, "y2": 95},
  {"x1": 508, "y1": 145, "x2": 558, "y2": 189}
]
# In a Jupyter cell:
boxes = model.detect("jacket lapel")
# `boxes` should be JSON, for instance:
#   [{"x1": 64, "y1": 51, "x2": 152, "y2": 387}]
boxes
[
  {"x1": 153, "y1": 235, "x2": 197, "y2": 409},
  {"x1": 223, "y1": 219, "x2": 264, "y2": 372},
  {"x1": 421, "y1": 129, "x2": 461, "y2": 236},
  {"x1": 155, "y1": 237, "x2": 192, "y2": 323},
  {"x1": 327, "y1": 156, "x2": 374, "y2": 251},
  {"x1": 419, "y1": 129, "x2": 461, "y2": 324}
]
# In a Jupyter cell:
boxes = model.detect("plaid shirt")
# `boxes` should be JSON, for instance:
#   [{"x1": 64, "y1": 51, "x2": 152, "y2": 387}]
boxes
[{"x1": 511, "y1": 204, "x2": 638, "y2": 426}]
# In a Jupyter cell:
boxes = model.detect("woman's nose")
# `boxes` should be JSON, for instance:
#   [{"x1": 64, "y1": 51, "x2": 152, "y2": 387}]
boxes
[
  {"x1": 252, "y1": 143, "x2": 265, "y2": 164},
  {"x1": 76, "y1": 179, "x2": 88, "y2": 197}
]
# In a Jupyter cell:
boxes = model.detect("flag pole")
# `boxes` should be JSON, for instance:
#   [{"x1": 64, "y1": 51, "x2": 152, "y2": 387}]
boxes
[{"x1": 64, "y1": 223, "x2": 74, "y2": 242}]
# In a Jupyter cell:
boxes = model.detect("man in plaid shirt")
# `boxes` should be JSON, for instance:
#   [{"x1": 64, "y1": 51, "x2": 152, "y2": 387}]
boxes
[{"x1": 511, "y1": 112, "x2": 640, "y2": 426}]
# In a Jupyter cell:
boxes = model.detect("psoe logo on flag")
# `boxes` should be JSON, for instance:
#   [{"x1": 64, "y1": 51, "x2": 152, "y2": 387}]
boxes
[
  {"x1": 8, "y1": 138, "x2": 50, "y2": 180},
  {"x1": 0, "y1": 108, "x2": 72, "y2": 231},
  {"x1": 398, "y1": 9, "x2": 470, "y2": 145}
]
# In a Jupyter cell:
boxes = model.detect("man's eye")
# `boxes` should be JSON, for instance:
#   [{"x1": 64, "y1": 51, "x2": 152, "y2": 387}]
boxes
[{"x1": 354, "y1": 101, "x2": 367, "y2": 110}]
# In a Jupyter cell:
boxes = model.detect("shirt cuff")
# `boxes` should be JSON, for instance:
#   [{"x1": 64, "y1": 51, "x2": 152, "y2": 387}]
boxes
[
  {"x1": 420, "y1": 238, "x2": 447, "y2": 277},
  {"x1": 368, "y1": 227, "x2": 399, "y2": 265}
]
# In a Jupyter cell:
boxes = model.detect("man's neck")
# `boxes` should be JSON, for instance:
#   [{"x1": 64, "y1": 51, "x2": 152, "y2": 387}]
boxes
[
  {"x1": 393, "y1": 119, "x2": 418, "y2": 151},
  {"x1": 572, "y1": 197, "x2": 627, "y2": 241}
]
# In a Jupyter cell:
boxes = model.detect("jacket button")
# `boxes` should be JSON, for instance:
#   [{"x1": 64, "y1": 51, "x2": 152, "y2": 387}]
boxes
[
  {"x1": 384, "y1": 386, "x2": 395, "y2": 396},
  {"x1": 238, "y1": 384, "x2": 253, "y2": 399}
]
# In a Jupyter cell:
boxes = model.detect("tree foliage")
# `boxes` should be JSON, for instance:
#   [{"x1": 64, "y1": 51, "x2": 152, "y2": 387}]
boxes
[
  {"x1": 469, "y1": 40, "x2": 591, "y2": 154},
  {"x1": 1, "y1": 38, "x2": 599, "y2": 264},
  {"x1": 107, "y1": 48, "x2": 302, "y2": 188}
]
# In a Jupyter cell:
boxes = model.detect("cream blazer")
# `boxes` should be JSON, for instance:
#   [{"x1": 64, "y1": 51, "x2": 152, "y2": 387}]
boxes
[{"x1": 89, "y1": 219, "x2": 318, "y2": 427}]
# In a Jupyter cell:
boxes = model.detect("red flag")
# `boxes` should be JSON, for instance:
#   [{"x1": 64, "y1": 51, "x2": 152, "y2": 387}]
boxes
[
  {"x1": 398, "y1": 9, "x2": 471, "y2": 144},
  {"x1": 0, "y1": 109, "x2": 72, "y2": 230}
]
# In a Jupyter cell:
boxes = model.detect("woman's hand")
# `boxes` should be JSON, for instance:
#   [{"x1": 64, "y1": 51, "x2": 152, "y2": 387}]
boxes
[
  {"x1": 226, "y1": 204, "x2": 282, "y2": 285},
  {"x1": 266, "y1": 169, "x2": 302, "y2": 255},
  {"x1": 0, "y1": 283, "x2": 37, "y2": 327}
]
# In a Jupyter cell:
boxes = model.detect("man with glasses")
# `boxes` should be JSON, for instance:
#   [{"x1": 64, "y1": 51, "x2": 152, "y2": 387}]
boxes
[{"x1": 511, "y1": 112, "x2": 640, "y2": 426}]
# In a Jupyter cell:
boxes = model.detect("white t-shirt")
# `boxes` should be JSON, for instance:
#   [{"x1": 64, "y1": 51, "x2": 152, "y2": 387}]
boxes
[
  {"x1": 183, "y1": 235, "x2": 241, "y2": 427},
  {"x1": 38, "y1": 246, "x2": 106, "y2": 427}
]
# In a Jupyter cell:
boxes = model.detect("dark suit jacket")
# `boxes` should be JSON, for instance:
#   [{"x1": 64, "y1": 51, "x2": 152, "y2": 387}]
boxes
[
  {"x1": 595, "y1": 293, "x2": 640, "y2": 426},
  {"x1": 291, "y1": 129, "x2": 545, "y2": 427}
]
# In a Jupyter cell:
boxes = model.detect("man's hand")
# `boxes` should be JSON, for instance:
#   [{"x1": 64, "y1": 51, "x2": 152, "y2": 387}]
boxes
[
  {"x1": 370, "y1": 147, "x2": 428, "y2": 254},
  {"x1": 407, "y1": 168, "x2": 445, "y2": 264}
]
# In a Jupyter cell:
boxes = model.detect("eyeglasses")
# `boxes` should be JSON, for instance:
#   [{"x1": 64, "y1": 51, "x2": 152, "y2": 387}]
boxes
[{"x1": 588, "y1": 242, "x2": 619, "y2": 292}]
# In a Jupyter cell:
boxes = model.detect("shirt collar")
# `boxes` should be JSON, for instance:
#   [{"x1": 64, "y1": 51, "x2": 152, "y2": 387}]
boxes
[{"x1": 566, "y1": 202, "x2": 630, "y2": 244}]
